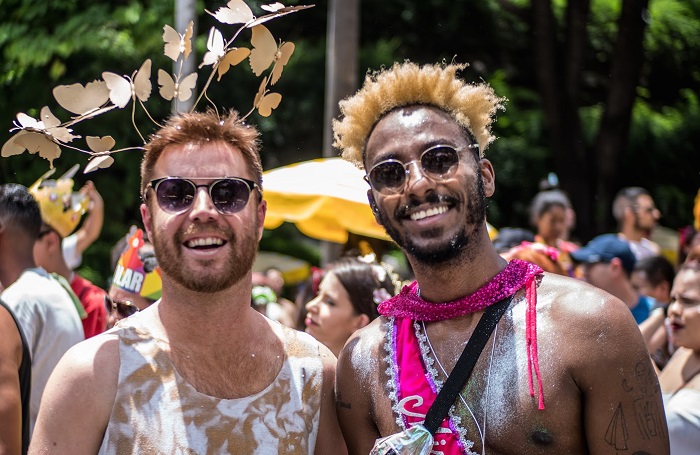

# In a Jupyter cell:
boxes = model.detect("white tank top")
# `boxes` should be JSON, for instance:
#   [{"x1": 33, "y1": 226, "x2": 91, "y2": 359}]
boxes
[
  {"x1": 663, "y1": 388, "x2": 700, "y2": 455},
  {"x1": 98, "y1": 309, "x2": 323, "y2": 454}
]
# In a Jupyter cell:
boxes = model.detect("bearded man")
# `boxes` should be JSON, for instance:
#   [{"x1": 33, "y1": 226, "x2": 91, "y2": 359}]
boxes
[
  {"x1": 613, "y1": 187, "x2": 662, "y2": 260},
  {"x1": 29, "y1": 111, "x2": 345, "y2": 454},
  {"x1": 332, "y1": 62, "x2": 669, "y2": 454}
]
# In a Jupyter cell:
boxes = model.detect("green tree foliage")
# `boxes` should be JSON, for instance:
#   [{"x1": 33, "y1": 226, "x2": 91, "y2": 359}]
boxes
[{"x1": 1, "y1": 0, "x2": 698, "y2": 283}]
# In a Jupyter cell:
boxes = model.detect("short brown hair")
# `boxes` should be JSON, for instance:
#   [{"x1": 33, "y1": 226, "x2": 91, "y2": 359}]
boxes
[
  {"x1": 140, "y1": 109, "x2": 262, "y2": 194},
  {"x1": 332, "y1": 62, "x2": 505, "y2": 168}
]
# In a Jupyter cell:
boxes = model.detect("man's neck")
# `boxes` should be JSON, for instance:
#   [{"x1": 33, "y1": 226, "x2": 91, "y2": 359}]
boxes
[
  {"x1": 0, "y1": 255, "x2": 36, "y2": 289},
  {"x1": 156, "y1": 278, "x2": 259, "y2": 344},
  {"x1": 619, "y1": 227, "x2": 645, "y2": 242},
  {"x1": 409, "y1": 246, "x2": 507, "y2": 304},
  {"x1": 608, "y1": 280, "x2": 640, "y2": 309}
]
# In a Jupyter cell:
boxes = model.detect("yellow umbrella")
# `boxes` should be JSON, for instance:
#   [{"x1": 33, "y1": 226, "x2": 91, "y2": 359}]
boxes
[
  {"x1": 262, "y1": 157, "x2": 499, "y2": 244},
  {"x1": 263, "y1": 157, "x2": 389, "y2": 244}
]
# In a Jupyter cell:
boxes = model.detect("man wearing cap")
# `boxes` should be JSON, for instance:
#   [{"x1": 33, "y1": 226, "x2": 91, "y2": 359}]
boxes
[
  {"x1": 571, "y1": 233, "x2": 655, "y2": 324},
  {"x1": 0, "y1": 183, "x2": 84, "y2": 436},
  {"x1": 29, "y1": 168, "x2": 108, "y2": 338},
  {"x1": 105, "y1": 228, "x2": 161, "y2": 329}
]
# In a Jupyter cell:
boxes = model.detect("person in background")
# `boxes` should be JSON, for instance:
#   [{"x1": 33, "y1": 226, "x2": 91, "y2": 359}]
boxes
[
  {"x1": 500, "y1": 241, "x2": 567, "y2": 276},
  {"x1": 61, "y1": 181, "x2": 104, "y2": 270},
  {"x1": 571, "y1": 233, "x2": 655, "y2": 324},
  {"x1": 265, "y1": 267, "x2": 300, "y2": 326},
  {"x1": 632, "y1": 255, "x2": 675, "y2": 309},
  {"x1": 613, "y1": 186, "x2": 662, "y2": 260},
  {"x1": 30, "y1": 110, "x2": 345, "y2": 454},
  {"x1": 634, "y1": 255, "x2": 677, "y2": 370},
  {"x1": 491, "y1": 227, "x2": 535, "y2": 253},
  {"x1": 657, "y1": 261, "x2": 700, "y2": 454},
  {"x1": 250, "y1": 271, "x2": 295, "y2": 327},
  {"x1": 0, "y1": 183, "x2": 83, "y2": 436},
  {"x1": 529, "y1": 189, "x2": 579, "y2": 274},
  {"x1": 294, "y1": 266, "x2": 325, "y2": 331},
  {"x1": 106, "y1": 228, "x2": 161, "y2": 329},
  {"x1": 29, "y1": 168, "x2": 107, "y2": 338},
  {"x1": 304, "y1": 255, "x2": 398, "y2": 357},
  {"x1": 0, "y1": 299, "x2": 31, "y2": 455}
]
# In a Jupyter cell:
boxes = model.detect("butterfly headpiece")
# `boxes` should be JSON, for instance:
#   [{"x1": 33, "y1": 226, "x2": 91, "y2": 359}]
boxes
[
  {"x1": 29, "y1": 163, "x2": 89, "y2": 238},
  {"x1": 1, "y1": 1, "x2": 313, "y2": 173}
]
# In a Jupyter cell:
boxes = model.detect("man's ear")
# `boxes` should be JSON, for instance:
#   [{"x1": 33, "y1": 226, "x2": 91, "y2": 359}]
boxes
[
  {"x1": 609, "y1": 257, "x2": 625, "y2": 277},
  {"x1": 140, "y1": 202, "x2": 153, "y2": 241},
  {"x1": 256, "y1": 199, "x2": 267, "y2": 242},
  {"x1": 368, "y1": 191, "x2": 380, "y2": 220},
  {"x1": 479, "y1": 159, "x2": 496, "y2": 198}
]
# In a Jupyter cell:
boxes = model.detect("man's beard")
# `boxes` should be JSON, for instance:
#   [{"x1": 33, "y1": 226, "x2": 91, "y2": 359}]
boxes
[
  {"x1": 633, "y1": 215, "x2": 653, "y2": 237},
  {"x1": 152, "y1": 221, "x2": 258, "y2": 293},
  {"x1": 376, "y1": 173, "x2": 488, "y2": 265}
]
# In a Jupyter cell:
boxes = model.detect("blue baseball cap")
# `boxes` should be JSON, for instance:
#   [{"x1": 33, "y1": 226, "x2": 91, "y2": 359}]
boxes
[{"x1": 570, "y1": 234, "x2": 637, "y2": 274}]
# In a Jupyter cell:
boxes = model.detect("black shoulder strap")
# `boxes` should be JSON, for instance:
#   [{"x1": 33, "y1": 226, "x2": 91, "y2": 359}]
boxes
[
  {"x1": 0, "y1": 298, "x2": 31, "y2": 455},
  {"x1": 423, "y1": 295, "x2": 512, "y2": 434}
]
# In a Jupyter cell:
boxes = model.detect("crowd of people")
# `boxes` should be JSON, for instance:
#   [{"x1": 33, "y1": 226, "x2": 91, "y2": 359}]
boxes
[{"x1": 0, "y1": 60, "x2": 698, "y2": 454}]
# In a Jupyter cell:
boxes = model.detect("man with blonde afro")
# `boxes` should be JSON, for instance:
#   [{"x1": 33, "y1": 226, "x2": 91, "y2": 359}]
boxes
[{"x1": 333, "y1": 62, "x2": 669, "y2": 454}]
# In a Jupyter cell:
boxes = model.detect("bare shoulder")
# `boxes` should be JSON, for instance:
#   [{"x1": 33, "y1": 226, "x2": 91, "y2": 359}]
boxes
[
  {"x1": 338, "y1": 316, "x2": 388, "y2": 383},
  {"x1": 30, "y1": 332, "x2": 121, "y2": 454},
  {"x1": 538, "y1": 272, "x2": 637, "y2": 330}
]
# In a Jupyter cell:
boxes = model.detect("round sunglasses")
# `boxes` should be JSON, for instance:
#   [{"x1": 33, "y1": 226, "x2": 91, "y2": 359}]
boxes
[
  {"x1": 365, "y1": 144, "x2": 479, "y2": 195},
  {"x1": 104, "y1": 295, "x2": 139, "y2": 319},
  {"x1": 145, "y1": 177, "x2": 259, "y2": 215}
]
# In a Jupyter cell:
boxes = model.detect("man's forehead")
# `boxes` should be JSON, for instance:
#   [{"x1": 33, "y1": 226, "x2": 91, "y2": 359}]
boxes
[
  {"x1": 155, "y1": 141, "x2": 247, "y2": 175},
  {"x1": 365, "y1": 106, "x2": 462, "y2": 155}
]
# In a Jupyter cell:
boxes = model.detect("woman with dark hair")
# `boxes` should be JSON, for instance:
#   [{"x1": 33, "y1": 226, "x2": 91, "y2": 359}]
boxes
[
  {"x1": 304, "y1": 255, "x2": 397, "y2": 357},
  {"x1": 529, "y1": 189, "x2": 579, "y2": 274}
]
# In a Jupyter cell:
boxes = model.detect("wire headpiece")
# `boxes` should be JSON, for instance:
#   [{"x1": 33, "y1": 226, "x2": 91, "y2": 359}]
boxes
[{"x1": 1, "y1": 1, "x2": 313, "y2": 173}]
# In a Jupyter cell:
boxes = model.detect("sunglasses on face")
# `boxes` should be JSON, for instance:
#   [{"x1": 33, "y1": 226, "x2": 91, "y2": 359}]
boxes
[
  {"x1": 145, "y1": 177, "x2": 259, "y2": 215},
  {"x1": 104, "y1": 295, "x2": 140, "y2": 319},
  {"x1": 365, "y1": 144, "x2": 479, "y2": 195}
]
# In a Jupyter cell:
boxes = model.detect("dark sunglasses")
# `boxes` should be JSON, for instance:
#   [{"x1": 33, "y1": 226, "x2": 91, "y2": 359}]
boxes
[
  {"x1": 365, "y1": 144, "x2": 478, "y2": 195},
  {"x1": 145, "y1": 177, "x2": 259, "y2": 215},
  {"x1": 104, "y1": 295, "x2": 140, "y2": 319}
]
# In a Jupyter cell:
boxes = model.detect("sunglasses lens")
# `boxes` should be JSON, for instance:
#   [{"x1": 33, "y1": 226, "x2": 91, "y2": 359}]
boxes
[
  {"x1": 155, "y1": 179, "x2": 195, "y2": 213},
  {"x1": 421, "y1": 146, "x2": 459, "y2": 179},
  {"x1": 116, "y1": 302, "x2": 139, "y2": 318},
  {"x1": 211, "y1": 179, "x2": 251, "y2": 214},
  {"x1": 105, "y1": 295, "x2": 139, "y2": 319},
  {"x1": 369, "y1": 162, "x2": 406, "y2": 194}
]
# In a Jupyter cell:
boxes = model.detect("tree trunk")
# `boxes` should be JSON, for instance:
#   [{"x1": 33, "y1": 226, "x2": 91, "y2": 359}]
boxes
[
  {"x1": 595, "y1": 0, "x2": 650, "y2": 233},
  {"x1": 532, "y1": 0, "x2": 593, "y2": 241}
]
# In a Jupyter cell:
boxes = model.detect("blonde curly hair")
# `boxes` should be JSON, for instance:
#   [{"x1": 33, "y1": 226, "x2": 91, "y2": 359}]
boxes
[{"x1": 332, "y1": 61, "x2": 506, "y2": 168}]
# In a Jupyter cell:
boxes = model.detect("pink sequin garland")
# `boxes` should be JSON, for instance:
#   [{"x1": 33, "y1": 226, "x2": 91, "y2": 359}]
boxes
[
  {"x1": 378, "y1": 259, "x2": 542, "y2": 321},
  {"x1": 379, "y1": 258, "x2": 547, "y2": 410}
]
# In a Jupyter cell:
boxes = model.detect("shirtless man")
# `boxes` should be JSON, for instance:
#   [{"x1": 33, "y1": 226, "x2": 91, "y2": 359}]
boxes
[
  {"x1": 332, "y1": 62, "x2": 669, "y2": 454},
  {"x1": 29, "y1": 110, "x2": 345, "y2": 454}
]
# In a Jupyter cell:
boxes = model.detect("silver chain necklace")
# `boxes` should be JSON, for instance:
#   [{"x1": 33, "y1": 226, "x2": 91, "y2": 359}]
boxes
[{"x1": 420, "y1": 320, "x2": 497, "y2": 455}]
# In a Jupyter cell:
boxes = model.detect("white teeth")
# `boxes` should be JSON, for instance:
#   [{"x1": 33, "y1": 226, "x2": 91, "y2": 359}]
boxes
[
  {"x1": 186, "y1": 237, "x2": 224, "y2": 248},
  {"x1": 410, "y1": 206, "x2": 448, "y2": 221}
]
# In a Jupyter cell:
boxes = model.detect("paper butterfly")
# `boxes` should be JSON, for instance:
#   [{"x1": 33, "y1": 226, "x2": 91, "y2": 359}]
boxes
[
  {"x1": 163, "y1": 21, "x2": 194, "y2": 62},
  {"x1": 208, "y1": 0, "x2": 255, "y2": 25},
  {"x1": 102, "y1": 59, "x2": 153, "y2": 108},
  {"x1": 53, "y1": 80, "x2": 110, "y2": 116},
  {"x1": 158, "y1": 70, "x2": 198, "y2": 102},
  {"x1": 249, "y1": 25, "x2": 278, "y2": 76},
  {"x1": 83, "y1": 136, "x2": 116, "y2": 173},
  {"x1": 253, "y1": 76, "x2": 282, "y2": 117}
]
